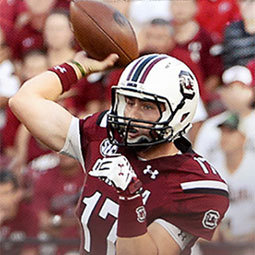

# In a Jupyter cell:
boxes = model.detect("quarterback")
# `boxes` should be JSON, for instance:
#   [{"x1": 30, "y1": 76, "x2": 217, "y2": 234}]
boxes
[{"x1": 9, "y1": 52, "x2": 229, "y2": 255}]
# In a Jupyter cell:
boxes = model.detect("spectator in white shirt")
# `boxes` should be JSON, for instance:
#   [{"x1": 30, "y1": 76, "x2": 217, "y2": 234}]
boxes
[
  {"x1": 0, "y1": 29, "x2": 20, "y2": 131},
  {"x1": 194, "y1": 65, "x2": 255, "y2": 162}
]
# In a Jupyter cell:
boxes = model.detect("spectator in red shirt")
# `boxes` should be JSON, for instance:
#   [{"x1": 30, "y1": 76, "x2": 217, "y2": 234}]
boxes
[
  {"x1": 0, "y1": 169, "x2": 39, "y2": 255},
  {"x1": 0, "y1": 0, "x2": 28, "y2": 45},
  {"x1": 1, "y1": 50, "x2": 48, "y2": 158},
  {"x1": 12, "y1": 124, "x2": 58, "y2": 192},
  {"x1": 44, "y1": 9, "x2": 76, "y2": 67},
  {"x1": 170, "y1": 0, "x2": 223, "y2": 98},
  {"x1": 33, "y1": 154, "x2": 84, "y2": 254},
  {"x1": 0, "y1": 0, "x2": 70, "y2": 48},
  {"x1": 7, "y1": 0, "x2": 58, "y2": 60},
  {"x1": 196, "y1": 0, "x2": 241, "y2": 44}
]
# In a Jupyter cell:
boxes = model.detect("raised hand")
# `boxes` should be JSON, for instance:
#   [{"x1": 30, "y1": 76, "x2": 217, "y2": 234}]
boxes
[{"x1": 73, "y1": 51, "x2": 119, "y2": 76}]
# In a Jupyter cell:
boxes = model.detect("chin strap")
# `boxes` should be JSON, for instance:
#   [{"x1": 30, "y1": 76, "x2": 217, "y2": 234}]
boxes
[{"x1": 174, "y1": 136, "x2": 193, "y2": 153}]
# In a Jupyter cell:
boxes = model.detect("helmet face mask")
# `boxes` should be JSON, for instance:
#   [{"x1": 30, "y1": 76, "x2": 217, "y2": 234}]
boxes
[
  {"x1": 107, "y1": 87, "x2": 174, "y2": 147},
  {"x1": 107, "y1": 54, "x2": 199, "y2": 149}
]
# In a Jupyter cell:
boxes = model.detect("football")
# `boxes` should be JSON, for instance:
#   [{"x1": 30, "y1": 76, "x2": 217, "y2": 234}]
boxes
[{"x1": 70, "y1": 0, "x2": 139, "y2": 67}]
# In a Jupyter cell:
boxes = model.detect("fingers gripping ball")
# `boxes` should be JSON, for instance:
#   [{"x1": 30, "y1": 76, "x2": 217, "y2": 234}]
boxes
[{"x1": 90, "y1": 155, "x2": 142, "y2": 196}]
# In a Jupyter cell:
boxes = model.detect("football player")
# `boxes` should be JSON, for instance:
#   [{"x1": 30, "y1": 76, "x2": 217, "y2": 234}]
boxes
[{"x1": 9, "y1": 52, "x2": 229, "y2": 255}]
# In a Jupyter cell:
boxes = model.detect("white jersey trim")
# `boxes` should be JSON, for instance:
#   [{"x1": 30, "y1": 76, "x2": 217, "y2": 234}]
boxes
[
  {"x1": 181, "y1": 180, "x2": 228, "y2": 192},
  {"x1": 59, "y1": 116, "x2": 85, "y2": 171},
  {"x1": 154, "y1": 219, "x2": 194, "y2": 250}
]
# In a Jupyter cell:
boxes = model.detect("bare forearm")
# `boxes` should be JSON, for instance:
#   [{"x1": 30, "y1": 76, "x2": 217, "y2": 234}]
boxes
[
  {"x1": 117, "y1": 222, "x2": 181, "y2": 255},
  {"x1": 9, "y1": 72, "x2": 73, "y2": 151},
  {"x1": 9, "y1": 53, "x2": 118, "y2": 151}
]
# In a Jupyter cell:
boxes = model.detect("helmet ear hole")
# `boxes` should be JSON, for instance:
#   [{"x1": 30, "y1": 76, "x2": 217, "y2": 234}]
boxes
[{"x1": 180, "y1": 112, "x2": 190, "y2": 122}]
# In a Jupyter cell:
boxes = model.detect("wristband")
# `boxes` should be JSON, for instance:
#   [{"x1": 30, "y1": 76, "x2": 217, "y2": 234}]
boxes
[
  {"x1": 117, "y1": 195, "x2": 147, "y2": 238},
  {"x1": 71, "y1": 60, "x2": 86, "y2": 77},
  {"x1": 48, "y1": 63, "x2": 78, "y2": 93}
]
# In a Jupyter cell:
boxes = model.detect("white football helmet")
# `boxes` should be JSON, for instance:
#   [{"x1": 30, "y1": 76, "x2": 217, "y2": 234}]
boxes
[{"x1": 107, "y1": 54, "x2": 199, "y2": 148}]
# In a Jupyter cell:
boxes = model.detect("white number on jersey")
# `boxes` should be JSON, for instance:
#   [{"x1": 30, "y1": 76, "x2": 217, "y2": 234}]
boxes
[
  {"x1": 81, "y1": 190, "x2": 151, "y2": 254},
  {"x1": 194, "y1": 157, "x2": 218, "y2": 175}
]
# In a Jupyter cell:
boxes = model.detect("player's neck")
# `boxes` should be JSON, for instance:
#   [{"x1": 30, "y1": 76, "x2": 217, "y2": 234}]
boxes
[{"x1": 137, "y1": 142, "x2": 179, "y2": 161}]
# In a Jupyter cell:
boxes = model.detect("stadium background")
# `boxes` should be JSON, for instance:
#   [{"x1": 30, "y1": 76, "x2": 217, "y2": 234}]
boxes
[{"x1": 0, "y1": 0, "x2": 254, "y2": 254}]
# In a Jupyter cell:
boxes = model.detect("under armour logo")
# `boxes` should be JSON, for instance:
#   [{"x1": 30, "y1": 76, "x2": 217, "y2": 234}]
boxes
[
  {"x1": 54, "y1": 66, "x2": 67, "y2": 73},
  {"x1": 178, "y1": 230, "x2": 187, "y2": 241},
  {"x1": 143, "y1": 165, "x2": 159, "y2": 179}
]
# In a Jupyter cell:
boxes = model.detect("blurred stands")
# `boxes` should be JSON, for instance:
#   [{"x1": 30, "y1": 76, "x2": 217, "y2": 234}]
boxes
[{"x1": 0, "y1": 0, "x2": 254, "y2": 254}]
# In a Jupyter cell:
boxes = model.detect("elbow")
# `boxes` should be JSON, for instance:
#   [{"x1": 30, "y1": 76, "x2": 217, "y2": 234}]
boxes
[
  {"x1": 8, "y1": 86, "x2": 30, "y2": 118},
  {"x1": 9, "y1": 92, "x2": 21, "y2": 115},
  {"x1": 9, "y1": 94, "x2": 17, "y2": 112}
]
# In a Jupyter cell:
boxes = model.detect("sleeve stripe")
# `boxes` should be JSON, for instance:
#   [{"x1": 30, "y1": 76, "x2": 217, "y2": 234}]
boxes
[
  {"x1": 183, "y1": 188, "x2": 229, "y2": 198},
  {"x1": 181, "y1": 180, "x2": 229, "y2": 192}
]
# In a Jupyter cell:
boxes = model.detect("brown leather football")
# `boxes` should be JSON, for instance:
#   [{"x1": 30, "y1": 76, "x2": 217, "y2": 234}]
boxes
[{"x1": 70, "y1": 0, "x2": 139, "y2": 67}]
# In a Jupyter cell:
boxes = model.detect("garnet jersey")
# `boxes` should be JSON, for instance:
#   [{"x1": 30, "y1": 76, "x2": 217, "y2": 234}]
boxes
[{"x1": 60, "y1": 112, "x2": 229, "y2": 255}]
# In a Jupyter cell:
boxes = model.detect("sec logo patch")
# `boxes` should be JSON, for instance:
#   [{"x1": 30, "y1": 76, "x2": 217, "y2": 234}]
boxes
[{"x1": 100, "y1": 139, "x2": 118, "y2": 157}]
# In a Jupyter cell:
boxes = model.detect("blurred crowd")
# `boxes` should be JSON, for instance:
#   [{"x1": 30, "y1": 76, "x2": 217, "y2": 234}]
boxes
[{"x1": 0, "y1": 0, "x2": 254, "y2": 254}]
